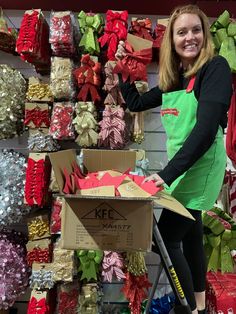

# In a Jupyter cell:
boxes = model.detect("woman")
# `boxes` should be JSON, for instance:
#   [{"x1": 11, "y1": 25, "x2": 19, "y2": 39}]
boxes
[{"x1": 117, "y1": 4, "x2": 232, "y2": 314}]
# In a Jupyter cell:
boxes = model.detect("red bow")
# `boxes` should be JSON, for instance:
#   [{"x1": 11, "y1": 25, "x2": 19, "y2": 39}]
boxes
[
  {"x1": 99, "y1": 10, "x2": 128, "y2": 61},
  {"x1": 74, "y1": 54, "x2": 101, "y2": 103},
  {"x1": 113, "y1": 41, "x2": 152, "y2": 83},
  {"x1": 130, "y1": 19, "x2": 153, "y2": 41},
  {"x1": 27, "y1": 297, "x2": 49, "y2": 314}
]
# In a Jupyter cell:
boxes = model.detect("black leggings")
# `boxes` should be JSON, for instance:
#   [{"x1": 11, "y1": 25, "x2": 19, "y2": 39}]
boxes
[{"x1": 156, "y1": 208, "x2": 206, "y2": 311}]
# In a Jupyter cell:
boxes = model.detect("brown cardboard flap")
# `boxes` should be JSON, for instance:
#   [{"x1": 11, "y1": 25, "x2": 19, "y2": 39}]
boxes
[
  {"x1": 153, "y1": 191, "x2": 194, "y2": 220},
  {"x1": 49, "y1": 149, "x2": 77, "y2": 193},
  {"x1": 127, "y1": 33, "x2": 153, "y2": 51},
  {"x1": 82, "y1": 149, "x2": 136, "y2": 173},
  {"x1": 76, "y1": 186, "x2": 115, "y2": 197}
]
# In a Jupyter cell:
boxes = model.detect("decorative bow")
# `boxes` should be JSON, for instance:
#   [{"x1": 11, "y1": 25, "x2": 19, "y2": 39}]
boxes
[
  {"x1": 102, "y1": 251, "x2": 126, "y2": 282},
  {"x1": 130, "y1": 18, "x2": 153, "y2": 41},
  {"x1": 78, "y1": 11, "x2": 103, "y2": 55},
  {"x1": 74, "y1": 54, "x2": 101, "y2": 103},
  {"x1": 77, "y1": 250, "x2": 103, "y2": 281},
  {"x1": 73, "y1": 102, "x2": 98, "y2": 148},
  {"x1": 99, "y1": 10, "x2": 128, "y2": 61},
  {"x1": 27, "y1": 296, "x2": 49, "y2": 314},
  {"x1": 24, "y1": 108, "x2": 50, "y2": 128},
  {"x1": 113, "y1": 41, "x2": 152, "y2": 83},
  {"x1": 203, "y1": 207, "x2": 236, "y2": 272},
  {"x1": 103, "y1": 61, "x2": 125, "y2": 106},
  {"x1": 122, "y1": 272, "x2": 152, "y2": 314},
  {"x1": 98, "y1": 105, "x2": 127, "y2": 149}
]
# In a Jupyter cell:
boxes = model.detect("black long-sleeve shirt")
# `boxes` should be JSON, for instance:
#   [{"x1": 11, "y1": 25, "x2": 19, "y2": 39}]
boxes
[{"x1": 119, "y1": 56, "x2": 232, "y2": 186}]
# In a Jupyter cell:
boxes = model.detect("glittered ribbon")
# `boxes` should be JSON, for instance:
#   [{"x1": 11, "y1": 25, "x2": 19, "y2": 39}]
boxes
[
  {"x1": 126, "y1": 252, "x2": 147, "y2": 276},
  {"x1": 30, "y1": 269, "x2": 54, "y2": 290},
  {"x1": 27, "y1": 296, "x2": 49, "y2": 314},
  {"x1": 27, "y1": 247, "x2": 51, "y2": 267},
  {"x1": 122, "y1": 272, "x2": 152, "y2": 314},
  {"x1": 26, "y1": 82, "x2": 53, "y2": 102},
  {"x1": 0, "y1": 9, "x2": 17, "y2": 54},
  {"x1": 28, "y1": 217, "x2": 50, "y2": 240},
  {"x1": 78, "y1": 11, "x2": 103, "y2": 55},
  {"x1": 203, "y1": 207, "x2": 236, "y2": 272},
  {"x1": 113, "y1": 41, "x2": 152, "y2": 83},
  {"x1": 98, "y1": 105, "x2": 127, "y2": 149},
  {"x1": 78, "y1": 284, "x2": 100, "y2": 314},
  {"x1": 102, "y1": 251, "x2": 126, "y2": 282},
  {"x1": 77, "y1": 250, "x2": 103, "y2": 281},
  {"x1": 99, "y1": 10, "x2": 128, "y2": 61},
  {"x1": 130, "y1": 18, "x2": 153, "y2": 41},
  {"x1": 58, "y1": 288, "x2": 78, "y2": 314},
  {"x1": 49, "y1": 102, "x2": 75, "y2": 140},
  {"x1": 49, "y1": 11, "x2": 76, "y2": 58}
]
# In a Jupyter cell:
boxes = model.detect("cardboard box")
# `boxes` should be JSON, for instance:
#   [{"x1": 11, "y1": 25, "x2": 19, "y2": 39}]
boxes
[
  {"x1": 62, "y1": 196, "x2": 153, "y2": 251},
  {"x1": 49, "y1": 149, "x2": 194, "y2": 252}
]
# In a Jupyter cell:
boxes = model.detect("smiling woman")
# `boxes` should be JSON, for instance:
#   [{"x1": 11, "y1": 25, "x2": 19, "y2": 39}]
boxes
[
  {"x1": 173, "y1": 14, "x2": 204, "y2": 69},
  {"x1": 118, "y1": 4, "x2": 232, "y2": 314}
]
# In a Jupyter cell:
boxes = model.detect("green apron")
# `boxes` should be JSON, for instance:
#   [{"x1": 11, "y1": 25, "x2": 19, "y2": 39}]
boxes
[{"x1": 161, "y1": 77, "x2": 226, "y2": 210}]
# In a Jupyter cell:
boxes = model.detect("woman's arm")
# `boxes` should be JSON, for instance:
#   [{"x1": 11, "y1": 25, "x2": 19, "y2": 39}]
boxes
[
  {"x1": 120, "y1": 80, "x2": 163, "y2": 112},
  {"x1": 158, "y1": 56, "x2": 232, "y2": 186}
]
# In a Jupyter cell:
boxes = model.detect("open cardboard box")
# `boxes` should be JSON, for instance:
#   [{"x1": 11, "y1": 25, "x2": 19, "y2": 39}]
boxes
[{"x1": 49, "y1": 149, "x2": 194, "y2": 251}]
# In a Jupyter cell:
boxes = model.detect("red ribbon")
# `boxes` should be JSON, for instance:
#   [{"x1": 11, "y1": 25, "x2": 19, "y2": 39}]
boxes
[
  {"x1": 16, "y1": 10, "x2": 50, "y2": 68},
  {"x1": 58, "y1": 290, "x2": 78, "y2": 314},
  {"x1": 24, "y1": 108, "x2": 50, "y2": 128},
  {"x1": 24, "y1": 158, "x2": 51, "y2": 206},
  {"x1": 99, "y1": 10, "x2": 128, "y2": 61},
  {"x1": 113, "y1": 41, "x2": 152, "y2": 83},
  {"x1": 27, "y1": 296, "x2": 49, "y2": 314},
  {"x1": 153, "y1": 24, "x2": 166, "y2": 49},
  {"x1": 74, "y1": 54, "x2": 101, "y2": 103},
  {"x1": 27, "y1": 247, "x2": 51, "y2": 267},
  {"x1": 50, "y1": 199, "x2": 62, "y2": 234},
  {"x1": 122, "y1": 272, "x2": 152, "y2": 314},
  {"x1": 130, "y1": 19, "x2": 153, "y2": 41}
]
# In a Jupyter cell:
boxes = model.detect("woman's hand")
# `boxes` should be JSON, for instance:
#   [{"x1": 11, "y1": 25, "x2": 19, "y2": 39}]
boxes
[
  {"x1": 142, "y1": 173, "x2": 165, "y2": 187},
  {"x1": 115, "y1": 41, "x2": 126, "y2": 60}
]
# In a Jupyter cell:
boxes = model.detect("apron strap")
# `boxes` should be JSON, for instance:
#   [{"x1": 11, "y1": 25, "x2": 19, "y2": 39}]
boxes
[{"x1": 186, "y1": 76, "x2": 196, "y2": 93}]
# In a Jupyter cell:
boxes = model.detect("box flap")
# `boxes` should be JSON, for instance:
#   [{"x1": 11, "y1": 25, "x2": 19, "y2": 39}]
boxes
[
  {"x1": 127, "y1": 33, "x2": 153, "y2": 51},
  {"x1": 49, "y1": 149, "x2": 77, "y2": 193},
  {"x1": 82, "y1": 149, "x2": 136, "y2": 172},
  {"x1": 153, "y1": 191, "x2": 194, "y2": 220}
]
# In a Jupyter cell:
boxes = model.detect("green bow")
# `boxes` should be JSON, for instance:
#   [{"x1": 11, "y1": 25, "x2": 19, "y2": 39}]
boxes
[
  {"x1": 203, "y1": 207, "x2": 236, "y2": 273},
  {"x1": 77, "y1": 249, "x2": 103, "y2": 281},
  {"x1": 78, "y1": 11, "x2": 103, "y2": 55}
]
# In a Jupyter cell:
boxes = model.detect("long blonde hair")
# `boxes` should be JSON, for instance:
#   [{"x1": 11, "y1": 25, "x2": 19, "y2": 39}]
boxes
[{"x1": 159, "y1": 4, "x2": 215, "y2": 92}]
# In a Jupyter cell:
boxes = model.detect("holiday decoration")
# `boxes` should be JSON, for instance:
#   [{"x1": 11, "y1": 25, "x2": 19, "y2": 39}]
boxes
[
  {"x1": 0, "y1": 65, "x2": 26, "y2": 139},
  {"x1": 0, "y1": 150, "x2": 30, "y2": 226}
]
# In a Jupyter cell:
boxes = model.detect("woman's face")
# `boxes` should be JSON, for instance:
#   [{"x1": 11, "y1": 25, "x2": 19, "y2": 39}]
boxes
[{"x1": 173, "y1": 13, "x2": 204, "y2": 68}]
